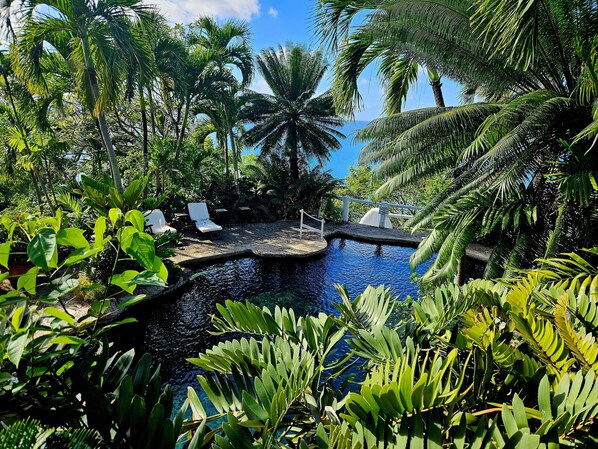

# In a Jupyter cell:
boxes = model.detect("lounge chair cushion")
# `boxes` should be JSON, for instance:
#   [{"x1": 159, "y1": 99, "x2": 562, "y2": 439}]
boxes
[
  {"x1": 194, "y1": 220, "x2": 223, "y2": 233},
  {"x1": 144, "y1": 209, "x2": 177, "y2": 235},
  {"x1": 188, "y1": 202, "x2": 222, "y2": 234}
]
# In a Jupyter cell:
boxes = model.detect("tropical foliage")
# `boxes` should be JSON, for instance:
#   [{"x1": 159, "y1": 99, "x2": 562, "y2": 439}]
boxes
[
  {"x1": 241, "y1": 44, "x2": 345, "y2": 182},
  {"x1": 318, "y1": 0, "x2": 598, "y2": 282},
  {"x1": 179, "y1": 249, "x2": 598, "y2": 448}
]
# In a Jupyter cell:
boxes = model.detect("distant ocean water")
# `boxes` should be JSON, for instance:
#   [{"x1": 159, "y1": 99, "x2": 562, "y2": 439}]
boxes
[{"x1": 323, "y1": 120, "x2": 370, "y2": 179}]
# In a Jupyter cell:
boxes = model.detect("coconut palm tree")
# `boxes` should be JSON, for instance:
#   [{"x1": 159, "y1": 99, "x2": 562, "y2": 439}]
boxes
[
  {"x1": 321, "y1": 0, "x2": 598, "y2": 283},
  {"x1": 12, "y1": 0, "x2": 157, "y2": 192},
  {"x1": 241, "y1": 44, "x2": 345, "y2": 182}
]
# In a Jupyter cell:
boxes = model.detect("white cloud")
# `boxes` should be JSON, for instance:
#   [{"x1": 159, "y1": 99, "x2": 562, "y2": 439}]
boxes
[
  {"x1": 250, "y1": 75, "x2": 273, "y2": 94},
  {"x1": 267, "y1": 7, "x2": 278, "y2": 18},
  {"x1": 149, "y1": 0, "x2": 261, "y2": 23}
]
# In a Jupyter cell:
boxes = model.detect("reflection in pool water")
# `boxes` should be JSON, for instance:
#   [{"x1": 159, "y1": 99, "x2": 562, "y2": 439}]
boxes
[{"x1": 120, "y1": 238, "x2": 433, "y2": 408}]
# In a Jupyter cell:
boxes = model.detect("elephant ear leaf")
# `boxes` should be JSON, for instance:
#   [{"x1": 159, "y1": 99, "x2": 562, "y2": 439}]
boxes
[{"x1": 27, "y1": 228, "x2": 57, "y2": 271}]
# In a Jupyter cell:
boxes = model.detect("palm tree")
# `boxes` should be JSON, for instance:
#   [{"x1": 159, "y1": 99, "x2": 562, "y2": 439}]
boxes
[
  {"x1": 187, "y1": 17, "x2": 254, "y2": 176},
  {"x1": 241, "y1": 44, "x2": 345, "y2": 182},
  {"x1": 316, "y1": 0, "x2": 446, "y2": 116},
  {"x1": 13, "y1": 0, "x2": 157, "y2": 192},
  {"x1": 321, "y1": 0, "x2": 598, "y2": 283}
]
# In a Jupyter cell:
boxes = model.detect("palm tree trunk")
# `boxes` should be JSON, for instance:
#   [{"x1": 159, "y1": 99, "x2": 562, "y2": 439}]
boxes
[
  {"x1": 81, "y1": 39, "x2": 123, "y2": 192},
  {"x1": 29, "y1": 171, "x2": 44, "y2": 214},
  {"x1": 176, "y1": 94, "x2": 191, "y2": 160},
  {"x1": 229, "y1": 129, "x2": 239, "y2": 180},
  {"x1": 223, "y1": 133, "x2": 230, "y2": 175},
  {"x1": 148, "y1": 85, "x2": 157, "y2": 134},
  {"x1": 139, "y1": 84, "x2": 149, "y2": 177},
  {"x1": 427, "y1": 67, "x2": 445, "y2": 108},
  {"x1": 290, "y1": 149, "x2": 299, "y2": 183},
  {"x1": 430, "y1": 80, "x2": 445, "y2": 108}
]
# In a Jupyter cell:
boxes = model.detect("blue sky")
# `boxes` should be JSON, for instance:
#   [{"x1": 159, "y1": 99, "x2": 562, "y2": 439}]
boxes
[{"x1": 149, "y1": 0, "x2": 463, "y2": 121}]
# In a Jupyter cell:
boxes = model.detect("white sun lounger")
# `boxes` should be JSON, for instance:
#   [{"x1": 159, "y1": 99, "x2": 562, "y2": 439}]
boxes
[
  {"x1": 188, "y1": 202, "x2": 222, "y2": 234},
  {"x1": 144, "y1": 209, "x2": 177, "y2": 235}
]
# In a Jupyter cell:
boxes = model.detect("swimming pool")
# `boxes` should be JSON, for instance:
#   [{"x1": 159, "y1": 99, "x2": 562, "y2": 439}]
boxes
[{"x1": 120, "y1": 238, "x2": 434, "y2": 406}]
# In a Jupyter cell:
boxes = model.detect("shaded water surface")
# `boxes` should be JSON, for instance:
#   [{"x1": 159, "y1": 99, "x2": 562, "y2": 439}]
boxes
[{"x1": 120, "y1": 238, "x2": 433, "y2": 405}]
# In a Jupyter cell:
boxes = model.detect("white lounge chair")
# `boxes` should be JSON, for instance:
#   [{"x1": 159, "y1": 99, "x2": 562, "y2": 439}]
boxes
[
  {"x1": 144, "y1": 209, "x2": 177, "y2": 235},
  {"x1": 188, "y1": 202, "x2": 222, "y2": 235}
]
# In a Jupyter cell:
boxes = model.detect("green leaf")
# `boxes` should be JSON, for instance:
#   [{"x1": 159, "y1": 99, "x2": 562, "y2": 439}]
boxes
[
  {"x1": 7, "y1": 333, "x2": 28, "y2": 367},
  {"x1": 17, "y1": 267, "x2": 39, "y2": 295},
  {"x1": 63, "y1": 246, "x2": 103, "y2": 266},
  {"x1": 44, "y1": 306, "x2": 75, "y2": 326},
  {"x1": 151, "y1": 259, "x2": 168, "y2": 283},
  {"x1": 41, "y1": 278, "x2": 80, "y2": 303},
  {"x1": 187, "y1": 387, "x2": 207, "y2": 420},
  {"x1": 117, "y1": 294, "x2": 147, "y2": 309},
  {"x1": 123, "y1": 178, "x2": 144, "y2": 205},
  {"x1": 27, "y1": 228, "x2": 57, "y2": 271},
  {"x1": 0, "y1": 241, "x2": 10, "y2": 269},
  {"x1": 109, "y1": 208, "x2": 124, "y2": 227},
  {"x1": 110, "y1": 270, "x2": 140, "y2": 294},
  {"x1": 56, "y1": 228, "x2": 89, "y2": 249},
  {"x1": 121, "y1": 231, "x2": 156, "y2": 270},
  {"x1": 51, "y1": 335, "x2": 87, "y2": 345},
  {"x1": 94, "y1": 216, "x2": 107, "y2": 249},
  {"x1": 125, "y1": 210, "x2": 145, "y2": 232}
]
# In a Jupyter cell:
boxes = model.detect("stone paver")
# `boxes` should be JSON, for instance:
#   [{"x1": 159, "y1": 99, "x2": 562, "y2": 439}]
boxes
[{"x1": 171, "y1": 221, "x2": 492, "y2": 266}]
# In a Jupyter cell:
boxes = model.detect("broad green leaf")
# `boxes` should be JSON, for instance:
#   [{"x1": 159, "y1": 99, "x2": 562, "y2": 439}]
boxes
[
  {"x1": 27, "y1": 228, "x2": 57, "y2": 271},
  {"x1": 123, "y1": 178, "x2": 143, "y2": 205},
  {"x1": 151, "y1": 258, "x2": 168, "y2": 283},
  {"x1": 17, "y1": 266, "x2": 39, "y2": 294},
  {"x1": 0, "y1": 241, "x2": 10, "y2": 268},
  {"x1": 125, "y1": 210, "x2": 145, "y2": 232},
  {"x1": 91, "y1": 299, "x2": 111, "y2": 314},
  {"x1": 110, "y1": 270, "x2": 140, "y2": 294},
  {"x1": 41, "y1": 278, "x2": 80, "y2": 303},
  {"x1": 109, "y1": 208, "x2": 124, "y2": 226},
  {"x1": 7, "y1": 333, "x2": 27, "y2": 367},
  {"x1": 56, "y1": 228, "x2": 89, "y2": 249},
  {"x1": 188, "y1": 387, "x2": 207, "y2": 420},
  {"x1": 132, "y1": 270, "x2": 166, "y2": 287},
  {"x1": 44, "y1": 306, "x2": 75, "y2": 326},
  {"x1": 117, "y1": 294, "x2": 146, "y2": 309},
  {"x1": 121, "y1": 231, "x2": 155, "y2": 270},
  {"x1": 51, "y1": 335, "x2": 88, "y2": 345},
  {"x1": 63, "y1": 246, "x2": 103, "y2": 266},
  {"x1": 94, "y1": 216, "x2": 107, "y2": 249},
  {"x1": 0, "y1": 272, "x2": 8, "y2": 282}
]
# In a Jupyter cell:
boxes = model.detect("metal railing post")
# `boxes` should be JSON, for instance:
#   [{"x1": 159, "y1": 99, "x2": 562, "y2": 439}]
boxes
[
  {"x1": 299, "y1": 209, "x2": 304, "y2": 239},
  {"x1": 342, "y1": 196, "x2": 350, "y2": 222},
  {"x1": 379, "y1": 202, "x2": 389, "y2": 228}
]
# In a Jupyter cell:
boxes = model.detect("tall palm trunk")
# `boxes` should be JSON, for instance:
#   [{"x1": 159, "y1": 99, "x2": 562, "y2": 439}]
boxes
[
  {"x1": 290, "y1": 148, "x2": 299, "y2": 183},
  {"x1": 228, "y1": 128, "x2": 240, "y2": 181},
  {"x1": 427, "y1": 67, "x2": 445, "y2": 108},
  {"x1": 148, "y1": 86, "x2": 156, "y2": 134},
  {"x1": 175, "y1": 94, "x2": 191, "y2": 160},
  {"x1": 139, "y1": 84, "x2": 149, "y2": 176},
  {"x1": 81, "y1": 40, "x2": 123, "y2": 192},
  {"x1": 223, "y1": 133, "x2": 230, "y2": 175}
]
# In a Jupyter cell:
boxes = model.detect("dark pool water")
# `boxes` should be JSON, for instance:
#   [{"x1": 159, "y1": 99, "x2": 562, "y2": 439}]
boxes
[{"x1": 120, "y1": 238, "x2": 433, "y2": 409}]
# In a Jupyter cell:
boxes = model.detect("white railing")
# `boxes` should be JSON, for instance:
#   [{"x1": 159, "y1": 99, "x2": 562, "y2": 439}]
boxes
[
  {"x1": 339, "y1": 195, "x2": 421, "y2": 228},
  {"x1": 299, "y1": 209, "x2": 325, "y2": 240}
]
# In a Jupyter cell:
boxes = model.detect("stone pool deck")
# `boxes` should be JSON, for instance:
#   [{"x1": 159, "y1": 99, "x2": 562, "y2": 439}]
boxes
[{"x1": 170, "y1": 221, "x2": 492, "y2": 266}]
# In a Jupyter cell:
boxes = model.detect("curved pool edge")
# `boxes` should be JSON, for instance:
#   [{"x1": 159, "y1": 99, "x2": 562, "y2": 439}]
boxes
[{"x1": 100, "y1": 221, "x2": 492, "y2": 322}]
